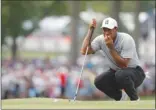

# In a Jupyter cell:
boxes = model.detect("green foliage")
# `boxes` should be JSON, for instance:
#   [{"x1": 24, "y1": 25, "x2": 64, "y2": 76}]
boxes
[
  {"x1": 2, "y1": 1, "x2": 41, "y2": 59},
  {"x1": 2, "y1": 1, "x2": 37, "y2": 38},
  {"x1": 121, "y1": 1, "x2": 155, "y2": 12},
  {"x1": 89, "y1": 1, "x2": 111, "y2": 14},
  {"x1": 140, "y1": 1, "x2": 155, "y2": 11},
  {"x1": 79, "y1": 1, "x2": 111, "y2": 14},
  {"x1": 44, "y1": 1, "x2": 69, "y2": 16},
  {"x1": 1, "y1": 1, "x2": 70, "y2": 40}
]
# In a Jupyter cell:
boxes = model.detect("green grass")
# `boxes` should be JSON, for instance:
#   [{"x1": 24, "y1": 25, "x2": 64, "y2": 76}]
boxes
[
  {"x1": 2, "y1": 98, "x2": 155, "y2": 109},
  {"x1": 140, "y1": 95, "x2": 155, "y2": 100}
]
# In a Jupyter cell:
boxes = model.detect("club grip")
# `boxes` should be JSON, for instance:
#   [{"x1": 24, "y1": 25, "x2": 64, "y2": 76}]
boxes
[{"x1": 88, "y1": 27, "x2": 95, "y2": 45}]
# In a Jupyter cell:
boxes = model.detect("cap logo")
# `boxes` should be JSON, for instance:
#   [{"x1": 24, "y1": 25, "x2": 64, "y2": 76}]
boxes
[{"x1": 105, "y1": 20, "x2": 109, "y2": 24}]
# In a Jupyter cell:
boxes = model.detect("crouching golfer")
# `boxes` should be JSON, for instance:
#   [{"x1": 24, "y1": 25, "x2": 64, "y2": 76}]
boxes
[{"x1": 81, "y1": 17, "x2": 145, "y2": 101}]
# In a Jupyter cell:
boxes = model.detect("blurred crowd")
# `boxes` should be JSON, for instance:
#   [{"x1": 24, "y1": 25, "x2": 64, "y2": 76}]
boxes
[
  {"x1": 2, "y1": 55, "x2": 104, "y2": 100},
  {"x1": 2, "y1": 53, "x2": 155, "y2": 100}
]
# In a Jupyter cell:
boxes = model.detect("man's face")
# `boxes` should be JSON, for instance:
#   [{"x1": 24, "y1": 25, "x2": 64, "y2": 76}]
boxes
[{"x1": 102, "y1": 27, "x2": 117, "y2": 39}]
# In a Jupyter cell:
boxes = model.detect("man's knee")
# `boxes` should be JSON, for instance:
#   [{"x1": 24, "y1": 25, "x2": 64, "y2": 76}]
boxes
[
  {"x1": 94, "y1": 76, "x2": 107, "y2": 91},
  {"x1": 115, "y1": 70, "x2": 125, "y2": 81},
  {"x1": 94, "y1": 76, "x2": 102, "y2": 89},
  {"x1": 115, "y1": 70, "x2": 130, "y2": 86}
]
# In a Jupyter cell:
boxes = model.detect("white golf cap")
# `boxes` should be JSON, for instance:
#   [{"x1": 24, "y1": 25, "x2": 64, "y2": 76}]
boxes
[{"x1": 101, "y1": 17, "x2": 118, "y2": 29}]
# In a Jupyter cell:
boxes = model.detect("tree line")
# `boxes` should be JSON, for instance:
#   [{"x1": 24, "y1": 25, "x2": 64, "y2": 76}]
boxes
[{"x1": 2, "y1": 1, "x2": 155, "y2": 63}]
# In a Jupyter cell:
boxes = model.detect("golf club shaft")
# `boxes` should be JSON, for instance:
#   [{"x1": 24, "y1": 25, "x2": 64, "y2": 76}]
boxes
[{"x1": 73, "y1": 46, "x2": 89, "y2": 101}]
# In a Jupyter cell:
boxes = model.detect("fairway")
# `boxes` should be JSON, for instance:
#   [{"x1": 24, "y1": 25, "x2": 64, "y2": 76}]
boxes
[{"x1": 2, "y1": 98, "x2": 155, "y2": 109}]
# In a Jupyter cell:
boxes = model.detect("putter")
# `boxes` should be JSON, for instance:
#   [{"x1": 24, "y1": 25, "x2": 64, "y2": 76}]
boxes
[{"x1": 70, "y1": 26, "x2": 95, "y2": 102}]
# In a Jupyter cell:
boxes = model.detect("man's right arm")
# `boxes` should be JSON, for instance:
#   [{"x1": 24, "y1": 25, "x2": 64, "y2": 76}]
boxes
[
  {"x1": 80, "y1": 19, "x2": 96, "y2": 55},
  {"x1": 80, "y1": 29, "x2": 95, "y2": 55}
]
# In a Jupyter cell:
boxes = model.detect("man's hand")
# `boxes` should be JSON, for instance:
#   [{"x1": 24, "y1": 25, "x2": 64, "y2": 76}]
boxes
[
  {"x1": 105, "y1": 35, "x2": 114, "y2": 49},
  {"x1": 89, "y1": 18, "x2": 96, "y2": 28},
  {"x1": 105, "y1": 35, "x2": 130, "y2": 68}
]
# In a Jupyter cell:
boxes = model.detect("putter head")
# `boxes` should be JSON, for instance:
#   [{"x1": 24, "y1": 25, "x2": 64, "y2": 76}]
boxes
[
  {"x1": 69, "y1": 99, "x2": 75, "y2": 102},
  {"x1": 73, "y1": 95, "x2": 77, "y2": 101},
  {"x1": 69, "y1": 96, "x2": 76, "y2": 102}
]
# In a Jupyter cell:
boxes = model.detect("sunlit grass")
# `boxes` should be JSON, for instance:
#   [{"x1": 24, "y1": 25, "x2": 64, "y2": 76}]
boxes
[{"x1": 2, "y1": 98, "x2": 155, "y2": 109}]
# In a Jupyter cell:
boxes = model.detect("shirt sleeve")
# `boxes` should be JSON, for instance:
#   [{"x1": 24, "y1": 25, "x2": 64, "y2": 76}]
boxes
[
  {"x1": 91, "y1": 36, "x2": 101, "y2": 52},
  {"x1": 120, "y1": 37, "x2": 135, "y2": 58}
]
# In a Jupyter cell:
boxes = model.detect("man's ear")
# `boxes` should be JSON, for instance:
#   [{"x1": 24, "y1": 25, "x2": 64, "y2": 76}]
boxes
[{"x1": 114, "y1": 27, "x2": 118, "y2": 32}]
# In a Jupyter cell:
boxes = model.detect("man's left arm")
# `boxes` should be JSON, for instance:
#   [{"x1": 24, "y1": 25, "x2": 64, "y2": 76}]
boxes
[
  {"x1": 105, "y1": 35, "x2": 134, "y2": 68},
  {"x1": 109, "y1": 48, "x2": 130, "y2": 68}
]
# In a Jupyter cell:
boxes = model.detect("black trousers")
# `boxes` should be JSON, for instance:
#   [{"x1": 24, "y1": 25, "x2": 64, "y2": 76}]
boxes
[{"x1": 94, "y1": 66, "x2": 145, "y2": 100}]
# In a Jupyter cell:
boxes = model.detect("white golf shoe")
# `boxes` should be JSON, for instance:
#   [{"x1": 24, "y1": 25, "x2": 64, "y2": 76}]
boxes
[
  {"x1": 120, "y1": 90, "x2": 129, "y2": 101},
  {"x1": 136, "y1": 97, "x2": 140, "y2": 101}
]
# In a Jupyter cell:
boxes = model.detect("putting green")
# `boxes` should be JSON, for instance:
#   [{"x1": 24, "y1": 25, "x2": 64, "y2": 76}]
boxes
[{"x1": 2, "y1": 98, "x2": 155, "y2": 109}]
